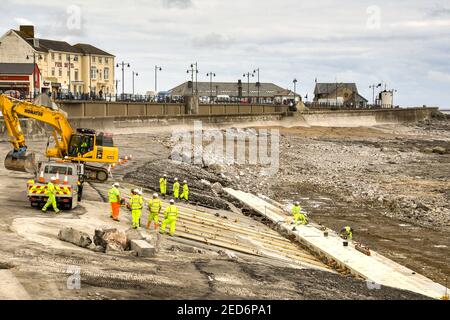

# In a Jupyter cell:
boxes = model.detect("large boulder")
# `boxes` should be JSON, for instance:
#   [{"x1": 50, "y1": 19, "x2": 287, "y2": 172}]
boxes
[
  {"x1": 58, "y1": 227, "x2": 92, "y2": 248},
  {"x1": 94, "y1": 228, "x2": 127, "y2": 251},
  {"x1": 211, "y1": 182, "x2": 223, "y2": 195},
  {"x1": 432, "y1": 146, "x2": 447, "y2": 155}
]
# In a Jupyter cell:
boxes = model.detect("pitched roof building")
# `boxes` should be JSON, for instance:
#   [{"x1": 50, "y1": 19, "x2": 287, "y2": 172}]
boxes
[
  {"x1": 168, "y1": 81, "x2": 297, "y2": 103},
  {"x1": 0, "y1": 25, "x2": 115, "y2": 97},
  {"x1": 0, "y1": 63, "x2": 40, "y2": 98},
  {"x1": 313, "y1": 82, "x2": 368, "y2": 108}
]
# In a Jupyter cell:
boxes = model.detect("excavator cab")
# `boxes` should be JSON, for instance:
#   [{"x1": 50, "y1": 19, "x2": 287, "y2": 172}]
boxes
[{"x1": 67, "y1": 128, "x2": 117, "y2": 163}]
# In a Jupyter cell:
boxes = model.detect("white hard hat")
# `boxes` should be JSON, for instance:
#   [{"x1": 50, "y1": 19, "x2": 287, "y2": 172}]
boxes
[
  {"x1": 113, "y1": 182, "x2": 120, "y2": 187},
  {"x1": 133, "y1": 189, "x2": 140, "y2": 194},
  {"x1": 174, "y1": 177, "x2": 178, "y2": 181},
  {"x1": 170, "y1": 199, "x2": 175, "y2": 204},
  {"x1": 153, "y1": 193, "x2": 158, "y2": 198},
  {"x1": 163, "y1": 174, "x2": 167, "y2": 177},
  {"x1": 51, "y1": 176, "x2": 56, "y2": 181},
  {"x1": 294, "y1": 201, "x2": 300, "y2": 205},
  {"x1": 183, "y1": 180, "x2": 187, "y2": 184}
]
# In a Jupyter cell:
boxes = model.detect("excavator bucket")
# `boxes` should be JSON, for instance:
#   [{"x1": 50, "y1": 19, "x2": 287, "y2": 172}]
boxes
[{"x1": 4, "y1": 151, "x2": 36, "y2": 173}]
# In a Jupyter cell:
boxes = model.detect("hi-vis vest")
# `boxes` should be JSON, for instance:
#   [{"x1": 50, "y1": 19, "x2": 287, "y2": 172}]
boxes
[
  {"x1": 165, "y1": 205, "x2": 178, "y2": 217},
  {"x1": 292, "y1": 205, "x2": 301, "y2": 215},
  {"x1": 130, "y1": 195, "x2": 143, "y2": 210},
  {"x1": 108, "y1": 187, "x2": 120, "y2": 203},
  {"x1": 148, "y1": 198, "x2": 162, "y2": 213}
]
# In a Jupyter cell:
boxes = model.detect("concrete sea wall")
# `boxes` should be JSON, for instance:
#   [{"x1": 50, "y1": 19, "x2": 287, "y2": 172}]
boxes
[{"x1": 0, "y1": 107, "x2": 439, "y2": 142}]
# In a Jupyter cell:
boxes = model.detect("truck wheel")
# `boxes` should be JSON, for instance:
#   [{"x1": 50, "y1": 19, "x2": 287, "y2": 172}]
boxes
[{"x1": 96, "y1": 170, "x2": 108, "y2": 182}]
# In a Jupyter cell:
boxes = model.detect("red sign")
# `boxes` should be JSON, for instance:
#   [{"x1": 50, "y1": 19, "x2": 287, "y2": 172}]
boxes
[{"x1": 0, "y1": 75, "x2": 29, "y2": 81}]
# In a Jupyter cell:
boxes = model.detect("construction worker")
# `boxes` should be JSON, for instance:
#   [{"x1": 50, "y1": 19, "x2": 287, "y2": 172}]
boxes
[
  {"x1": 108, "y1": 182, "x2": 121, "y2": 221},
  {"x1": 292, "y1": 201, "x2": 307, "y2": 225},
  {"x1": 147, "y1": 193, "x2": 162, "y2": 230},
  {"x1": 160, "y1": 199, "x2": 179, "y2": 236},
  {"x1": 42, "y1": 177, "x2": 60, "y2": 214},
  {"x1": 173, "y1": 177, "x2": 180, "y2": 200},
  {"x1": 130, "y1": 189, "x2": 143, "y2": 229},
  {"x1": 180, "y1": 180, "x2": 189, "y2": 201},
  {"x1": 159, "y1": 174, "x2": 167, "y2": 197},
  {"x1": 340, "y1": 226, "x2": 353, "y2": 240}
]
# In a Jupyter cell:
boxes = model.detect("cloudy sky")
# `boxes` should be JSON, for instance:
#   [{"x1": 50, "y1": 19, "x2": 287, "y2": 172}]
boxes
[{"x1": 1, "y1": 0, "x2": 449, "y2": 107}]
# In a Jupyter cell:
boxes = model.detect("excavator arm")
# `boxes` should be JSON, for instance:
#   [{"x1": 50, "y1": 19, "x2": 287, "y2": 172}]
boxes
[
  {"x1": 0, "y1": 94, "x2": 118, "y2": 182},
  {"x1": 0, "y1": 94, "x2": 73, "y2": 159}
]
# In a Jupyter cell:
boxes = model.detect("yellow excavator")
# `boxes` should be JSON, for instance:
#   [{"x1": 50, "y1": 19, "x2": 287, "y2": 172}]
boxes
[{"x1": 0, "y1": 94, "x2": 119, "y2": 183}]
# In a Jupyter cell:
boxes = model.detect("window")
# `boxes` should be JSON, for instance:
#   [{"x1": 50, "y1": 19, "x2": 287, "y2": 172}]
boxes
[
  {"x1": 51, "y1": 68, "x2": 55, "y2": 76},
  {"x1": 58, "y1": 53, "x2": 62, "y2": 61},
  {"x1": 99, "y1": 69, "x2": 102, "y2": 80},
  {"x1": 99, "y1": 57, "x2": 102, "y2": 63},
  {"x1": 58, "y1": 68, "x2": 62, "y2": 77},
  {"x1": 104, "y1": 67, "x2": 109, "y2": 80},
  {"x1": 105, "y1": 57, "x2": 108, "y2": 64},
  {"x1": 51, "y1": 53, "x2": 55, "y2": 60},
  {"x1": 73, "y1": 55, "x2": 78, "y2": 61},
  {"x1": 90, "y1": 67, "x2": 97, "y2": 79},
  {"x1": 74, "y1": 69, "x2": 79, "y2": 81},
  {"x1": 92, "y1": 56, "x2": 96, "y2": 63},
  {"x1": 44, "y1": 165, "x2": 73, "y2": 176},
  {"x1": 66, "y1": 54, "x2": 70, "y2": 61}
]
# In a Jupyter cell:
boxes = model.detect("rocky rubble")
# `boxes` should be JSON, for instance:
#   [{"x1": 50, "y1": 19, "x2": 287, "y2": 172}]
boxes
[{"x1": 200, "y1": 123, "x2": 450, "y2": 229}]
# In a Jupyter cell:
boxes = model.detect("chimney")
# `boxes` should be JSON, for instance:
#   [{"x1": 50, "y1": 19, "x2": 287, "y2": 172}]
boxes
[{"x1": 20, "y1": 25, "x2": 35, "y2": 38}]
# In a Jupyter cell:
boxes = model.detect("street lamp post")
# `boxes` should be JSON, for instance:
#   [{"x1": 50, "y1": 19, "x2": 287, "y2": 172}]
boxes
[
  {"x1": 253, "y1": 68, "x2": 260, "y2": 103},
  {"x1": 187, "y1": 63, "x2": 199, "y2": 96},
  {"x1": 116, "y1": 61, "x2": 130, "y2": 98},
  {"x1": 132, "y1": 71, "x2": 139, "y2": 96},
  {"x1": 369, "y1": 83, "x2": 381, "y2": 107},
  {"x1": 115, "y1": 79, "x2": 120, "y2": 99},
  {"x1": 293, "y1": 78, "x2": 298, "y2": 105},
  {"x1": 206, "y1": 72, "x2": 216, "y2": 105},
  {"x1": 67, "y1": 54, "x2": 72, "y2": 97},
  {"x1": 154, "y1": 65, "x2": 162, "y2": 94},
  {"x1": 26, "y1": 52, "x2": 42, "y2": 99},
  {"x1": 243, "y1": 71, "x2": 255, "y2": 103}
]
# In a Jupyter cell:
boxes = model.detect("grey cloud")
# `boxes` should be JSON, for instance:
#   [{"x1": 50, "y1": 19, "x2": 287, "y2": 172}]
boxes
[
  {"x1": 192, "y1": 32, "x2": 235, "y2": 49},
  {"x1": 161, "y1": 0, "x2": 193, "y2": 9}
]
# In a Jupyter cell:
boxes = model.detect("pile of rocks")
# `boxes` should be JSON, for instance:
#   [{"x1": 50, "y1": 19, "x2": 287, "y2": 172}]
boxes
[{"x1": 58, "y1": 227, "x2": 156, "y2": 257}]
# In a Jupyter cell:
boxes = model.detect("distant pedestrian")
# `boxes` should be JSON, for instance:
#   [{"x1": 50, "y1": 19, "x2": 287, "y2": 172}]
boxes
[
  {"x1": 173, "y1": 177, "x2": 180, "y2": 200},
  {"x1": 180, "y1": 180, "x2": 189, "y2": 201},
  {"x1": 159, "y1": 199, "x2": 179, "y2": 236},
  {"x1": 147, "y1": 193, "x2": 162, "y2": 230},
  {"x1": 159, "y1": 174, "x2": 167, "y2": 197},
  {"x1": 130, "y1": 189, "x2": 143, "y2": 229},
  {"x1": 340, "y1": 226, "x2": 353, "y2": 240},
  {"x1": 108, "y1": 182, "x2": 121, "y2": 221}
]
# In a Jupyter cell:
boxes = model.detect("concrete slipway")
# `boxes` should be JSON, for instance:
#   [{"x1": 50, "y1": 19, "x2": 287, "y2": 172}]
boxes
[{"x1": 224, "y1": 188, "x2": 449, "y2": 299}]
